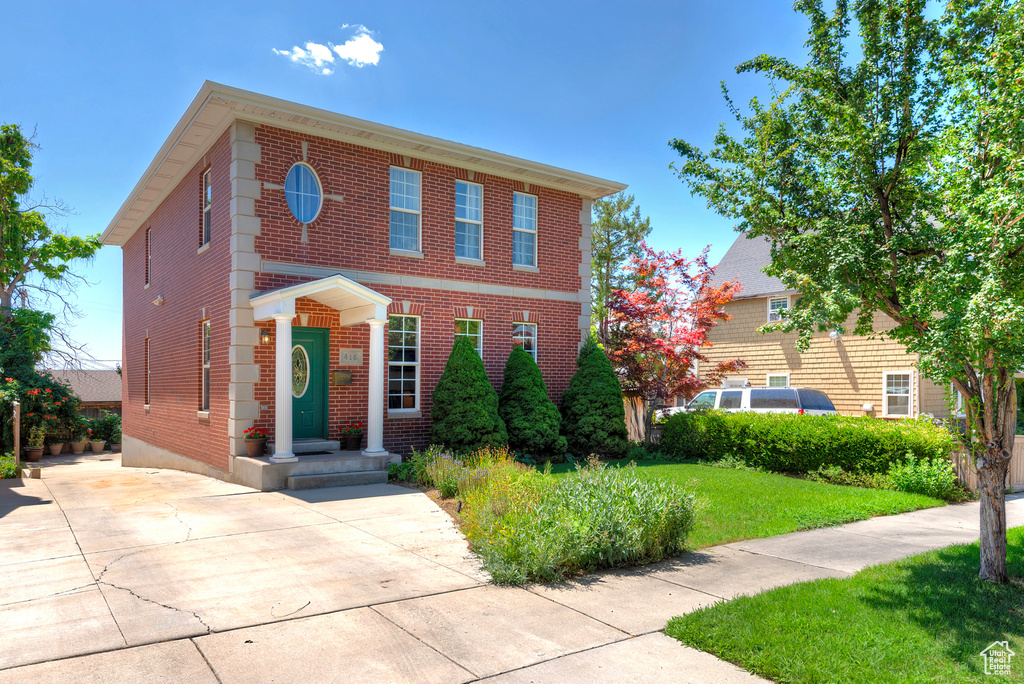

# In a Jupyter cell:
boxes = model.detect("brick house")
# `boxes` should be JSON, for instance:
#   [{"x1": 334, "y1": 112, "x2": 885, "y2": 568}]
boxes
[
  {"x1": 701, "y1": 233, "x2": 951, "y2": 419},
  {"x1": 102, "y1": 82, "x2": 625, "y2": 490}
]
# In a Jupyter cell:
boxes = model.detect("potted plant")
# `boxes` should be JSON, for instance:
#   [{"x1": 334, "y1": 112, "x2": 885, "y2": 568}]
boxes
[
  {"x1": 109, "y1": 431, "x2": 122, "y2": 453},
  {"x1": 88, "y1": 427, "x2": 106, "y2": 453},
  {"x1": 25, "y1": 426, "x2": 45, "y2": 462},
  {"x1": 339, "y1": 421, "x2": 364, "y2": 451},
  {"x1": 70, "y1": 420, "x2": 88, "y2": 455},
  {"x1": 243, "y1": 426, "x2": 268, "y2": 457}
]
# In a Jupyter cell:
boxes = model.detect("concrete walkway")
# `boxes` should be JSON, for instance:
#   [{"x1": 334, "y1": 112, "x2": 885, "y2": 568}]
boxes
[{"x1": 1, "y1": 454, "x2": 1021, "y2": 683}]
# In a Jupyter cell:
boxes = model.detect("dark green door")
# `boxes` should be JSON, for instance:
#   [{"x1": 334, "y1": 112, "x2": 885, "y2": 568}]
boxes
[{"x1": 292, "y1": 328, "x2": 328, "y2": 440}]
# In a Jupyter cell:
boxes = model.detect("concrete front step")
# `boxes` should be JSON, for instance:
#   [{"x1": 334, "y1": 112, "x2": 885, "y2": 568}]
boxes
[
  {"x1": 287, "y1": 470, "x2": 388, "y2": 490},
  {"x1": 267, "y1": 440, "x2": 341, "y2": 455}
]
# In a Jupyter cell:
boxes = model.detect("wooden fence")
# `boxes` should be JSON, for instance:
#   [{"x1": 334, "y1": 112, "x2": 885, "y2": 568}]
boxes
[{"x1": 951, "y1": 440, "x2": 1024, "y2": 492}]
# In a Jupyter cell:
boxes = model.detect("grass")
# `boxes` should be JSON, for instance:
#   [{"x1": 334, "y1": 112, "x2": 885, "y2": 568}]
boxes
[
  {"x1": 548, "y1": 461, "x2": 944, "y2": 548},
  {"x1": 665, "y1": 527, "x2": 1024, "y2": 683}
]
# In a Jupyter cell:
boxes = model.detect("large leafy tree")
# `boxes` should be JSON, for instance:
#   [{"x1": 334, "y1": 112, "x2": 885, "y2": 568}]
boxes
[
  {"x1": 591, "y1": 192, "x2": 652, "y2": 342},
  {"x1": 672, "y1": 0, "x2": 1023, "y2": 582},
  {"x1": 605, "y1": 243, "x2": 744, "y2": 442},
  {"x1": 1, "y1": 124, "x2": 101, "y2": 329}
]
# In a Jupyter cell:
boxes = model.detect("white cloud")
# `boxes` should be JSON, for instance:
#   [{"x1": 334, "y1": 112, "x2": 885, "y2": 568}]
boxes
[{"x1": 273, "y1": 26, "x2": 383, "y2": 75}]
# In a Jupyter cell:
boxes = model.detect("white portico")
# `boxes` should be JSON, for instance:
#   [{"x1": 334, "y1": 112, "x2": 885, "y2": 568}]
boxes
[{"x1": 250, "y1": 274, "x2": 391, "y2": 463}]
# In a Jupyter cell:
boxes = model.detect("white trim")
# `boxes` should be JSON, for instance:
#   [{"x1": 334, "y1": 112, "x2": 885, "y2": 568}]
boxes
[
  {"x1": 284, "y1": 161, "x2": 324, "y2": 225},
  {"x1": 512, "y1": 192, "x2": 538, "y2": 268},
  {"x1": 196, "y1": 243, "x2": 211, "y2": 256},
  {"x1": 201, "y1": 319, "x2": 211, "y2": 411},
  {"x1": 766, "y1": 373, "x2": 789, "y2": 388},
  {"x1": 202, "y1": 168, "x2": 212, "y2": 246},
  {"x1": 512, "y1": 264, "x2": 540, "y2": 273},
  {"x1": 389, "y1": 248, "x2": 424, "y2": 260},
  {"x1": 389, "y1": 166, "x2": 421, "y2": 253},
  {"x1": 882, "y1": 369, "x2": 915, "y2": 418},
  {"x1": 454, "y1": 257, "x2": 486, "y2": 267},
  {"x1": 455, "y1": 318, "x2": 483, "y2": 357},
  {"x1": 250, "y1": 273, "x2": 392, "y2": 322},
  {"x1": 145, "y1": 226, "x2": 152, "y2": 287},
  {"x1": 512, "y1": 321, "x2": 537, "y2": 362},
  {"x1": 455, "y1": 180, "x2": 484, "y2": 262},
  {"x1": 767, "y1": 296, "x2": 790, "y2": 322},
  {"x1": 387, "y1": 314, "x2": 421, "y2": 413}
]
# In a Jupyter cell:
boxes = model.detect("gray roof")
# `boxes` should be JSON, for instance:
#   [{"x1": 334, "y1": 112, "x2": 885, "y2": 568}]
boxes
[
  {"x1": 48, "y1": 369, "x2": 122, "y2": 404},
  {"x1": 710, "y1": 233, "x2": 793, "y2": 298}
]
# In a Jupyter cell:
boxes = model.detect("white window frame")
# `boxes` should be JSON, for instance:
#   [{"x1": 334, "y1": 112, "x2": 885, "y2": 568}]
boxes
[
  {"x1": 455, "y1": 318, "x2": 483, "y2": 357},
  {"x1": 201, "y1": 320, "x2": 211, "y2": 411},
  {"x1": 767, "y1": 296, "x2": 790, "y2": 322},
  {"x1": 389, "y1": 167, "x2": 422, "y2": 255},
  {"x1": 145, "y1": 226, "x2": 152, "y2": 288},
  {"x1": 766, "y1": 373, "x2": 790, "y2": 388},
  {"x1": 144, "y1": 336, "x2": 151, "y2": 407},
  {"x1": 202, "y1": 168, "x2": 212, "y2": 247},
  {"x1": 883, "y1": 370, "x2": 914, "y2": 418},
  {"x1": 455, "y1": 181, "x2": 483, "y2": 263},
  {"x1": 284, "y1": 162, "x2": 324, "y2": 225},
  {"x1": 512, "y1": 192, "x2": 537, "y2": 268},
  {"x1": 512, "y1": 322, "x2": 537, "y2": 361},
  {"x1": 388, "y1": 315, "x2": 420, "y2": 413}
]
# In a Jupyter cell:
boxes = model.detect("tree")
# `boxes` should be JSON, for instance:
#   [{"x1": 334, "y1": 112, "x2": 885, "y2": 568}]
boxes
[
  {"x1": 591, "y1": 193, "x2": 652, "y2": 342},
  {"x1": 431, "y1": 336, "x2": 507, "y2": 453},
  {"x1": 560, "y1": 335, "x2": 629, "y2": 459},
  {"x1": 1, "y1": 124, "x2": 101, "y2": 363},
  {"x1": 605, "y1": 243, "x2": 745, "y2": 443},
  {"x1": 671, "y1": 0, "x2": 1023, "y2": 582},
  {"x1": 498, "y1": 346, "x2": 567, "y2": 461}
]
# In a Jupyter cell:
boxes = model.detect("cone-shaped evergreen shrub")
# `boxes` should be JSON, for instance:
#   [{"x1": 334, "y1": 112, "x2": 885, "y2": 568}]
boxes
[
  {"x1": 431, "y1": 336, "x2": 507, "y2": 452},
  {"x1": 498, "y1": 346, "x2": 568, "y2": 461},
  {"x1": 560, "y1": 336, "x2": 628, "y2": 459}
]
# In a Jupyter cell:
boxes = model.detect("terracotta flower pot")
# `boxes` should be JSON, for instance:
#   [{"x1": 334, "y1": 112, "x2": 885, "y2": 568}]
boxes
[
  {"x1": 110, "y1": 443, "x2": 122, "y2": 453},
  {"x1": 47, "y1": 444, "x2": 63, "y2": 456},
  {"x1": 71, "y1": 441, "x2": 87, "y2": 455},
  {"x1": 25, "y1": 447, "x2": 44, "y2": 462},
  {"x1": 61, "y1": 442, "x2": 72, "y2": 454},
  {"x1": 90, "y1": 440, "x2": 106, "y2": 453},
  {"x1": 344, "y1": 434, "x2": 362, "y2": 451},
  {"x1": 245, "y1": 438, "x2": 267, "y2": 458}
]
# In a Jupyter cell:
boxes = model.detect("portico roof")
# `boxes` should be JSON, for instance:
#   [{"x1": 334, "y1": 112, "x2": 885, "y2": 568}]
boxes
[{"x1": 250, "y1": 274, "x2": 391, "y2": 326}]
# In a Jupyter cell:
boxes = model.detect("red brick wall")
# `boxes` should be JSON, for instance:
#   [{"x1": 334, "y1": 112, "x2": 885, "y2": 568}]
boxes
[{"x1": 122, "y1": 130, "x2": 233, "y2": 471}]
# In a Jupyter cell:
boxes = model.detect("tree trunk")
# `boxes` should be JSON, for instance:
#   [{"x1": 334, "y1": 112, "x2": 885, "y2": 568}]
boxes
[{"x1": 977, "y1": 452, "x2": 1011, "y2": 583}]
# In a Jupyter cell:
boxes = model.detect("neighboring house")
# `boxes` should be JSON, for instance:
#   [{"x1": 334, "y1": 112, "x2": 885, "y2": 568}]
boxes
[
  {"x1": 702, "y1": 233, "x2": 951, "y2": 419},
  {"x1": 101, "y1": 82, "x2": 625, "y2": 490},
  {"x1": 48, "y1": 369, "x2": 123, "y2": 418}
]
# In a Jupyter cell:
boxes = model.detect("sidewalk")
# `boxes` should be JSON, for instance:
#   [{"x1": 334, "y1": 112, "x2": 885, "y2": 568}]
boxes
[{"x1": 1, "y1": 455, "x2": 1020, "y2": 683}]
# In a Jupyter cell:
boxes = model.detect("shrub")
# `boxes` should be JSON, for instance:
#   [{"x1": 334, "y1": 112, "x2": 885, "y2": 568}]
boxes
[
  {"x1": 560, "y1": 336, "x2": 628, "y2": 459},
  {"x1": 387, "y1": 459, "x2": 416, "y2": 482},
  {"x1": 888, "y1": 454, "x2": 973, "y2": 502},
  {"x1": 0, "y1": 453, "x2": 18, "y2": 479},
  {"x1": 498, "y1": 346, "x2": 567, "y2": 461},
  {"x1": 806, "y1": 464, "x2": 892, "y2": 489},
  {"x1": 431, "y1": 336, "x2": 507, "y2": 453},
  {"x1": 659, "y1": 411, "x2": 960, "y2": 474},
  {"x1": 90, "y1": 411, "x2": 121, "y2": 443}
]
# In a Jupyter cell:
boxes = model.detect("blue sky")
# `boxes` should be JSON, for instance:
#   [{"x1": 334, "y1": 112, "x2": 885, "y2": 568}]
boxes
[{"x1": 4, "y1": 0, "x2": 811, "y2": 362}]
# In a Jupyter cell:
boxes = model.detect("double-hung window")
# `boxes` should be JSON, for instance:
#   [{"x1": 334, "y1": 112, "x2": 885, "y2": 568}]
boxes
[
  {"x1": 455, "y1": 181, "x2": 483, "y2": 261},
  {"x1": 512, "y1": 323, "x2": 537, "y2": 361},
  {"x1": 202, "y1": 169, "x2": 212, "y2": 246},
  {"x1": 512, "y1": 192, "x2": 537, "y2": 267},
  {"x1": 455, "y1": 319, "x2": 483, "y2": 357},
  {"x1": 145, "y1": 226, "x2": 152, "y2": 287},
  {"x1": 388, "y1": 315, "x2": 419, "y2": 410},
  {"x1": 201, "y1": 320, "x2": 211, "y2": 411},
  {"x1": 883, "y1": 371, "x2": 913, "y2": 417},
  {"x1": 144, "y1": 337, "x2": 151, "y2": 406},
  {"x1": 390, "y1": 168, "x2": 421, "y2": 253},
  {"x1": 767, "y1": 297, "x2": 789, "y2": 322}
]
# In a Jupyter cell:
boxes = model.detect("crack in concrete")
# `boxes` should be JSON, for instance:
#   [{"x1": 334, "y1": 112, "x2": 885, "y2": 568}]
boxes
[
  {"x1": 271, "y1": 600, "x2": 311, "y2": 618},
  {"x1": 1, "y1": 583, "x2": 99, "y2": 608},
  {"x1": 163, "y1": 501, "x2": 194, "y2": 542},
  {"x1": 98, "y1": 579, "x2": 212, "y2": 635}
]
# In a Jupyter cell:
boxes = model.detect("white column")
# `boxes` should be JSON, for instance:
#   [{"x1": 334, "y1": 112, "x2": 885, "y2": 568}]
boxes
[
  {"x1": 363, "y1": 318, "x2": 387, "y2": 455},
  {"x1": 271, "y1": 313, "x2": 298, "y2": 463}
]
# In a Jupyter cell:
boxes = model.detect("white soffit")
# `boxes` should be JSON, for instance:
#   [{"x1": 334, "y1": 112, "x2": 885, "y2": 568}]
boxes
[
  {"x1": 102, "y1": 81, "x2": 628, "y2": 246},
  {"x1": 250, "y1": 274, "x2": 392, "y2": 321}
]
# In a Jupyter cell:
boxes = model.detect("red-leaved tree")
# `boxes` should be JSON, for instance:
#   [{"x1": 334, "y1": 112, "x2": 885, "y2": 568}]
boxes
[{"x1": 605, "y1": 243, "x2": 745, "y2": 442}]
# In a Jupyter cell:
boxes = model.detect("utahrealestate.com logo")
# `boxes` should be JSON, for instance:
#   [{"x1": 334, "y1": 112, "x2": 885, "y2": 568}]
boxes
[{"x1": 981, "y1": 641, "x2": 1015, "y2": 676}]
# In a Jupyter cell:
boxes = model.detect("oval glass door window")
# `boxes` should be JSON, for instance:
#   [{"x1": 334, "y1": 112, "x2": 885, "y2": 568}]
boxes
[{"x1": 292, "y1": 345, "x2": 310, "y2": 398}]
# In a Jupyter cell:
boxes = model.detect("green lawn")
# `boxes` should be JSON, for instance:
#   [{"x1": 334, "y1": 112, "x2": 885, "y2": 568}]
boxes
[
  {"x1": 666, "y1": 527, "x2": 1024, "y2": 683},
  {"x1": 549, "y1": 461, "x2": 943, "y2": 548}
]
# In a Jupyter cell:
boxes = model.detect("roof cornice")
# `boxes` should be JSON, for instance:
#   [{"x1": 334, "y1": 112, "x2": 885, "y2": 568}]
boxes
[{"x1": 102, "y1": 81, "x2": 628, "y2": 246}]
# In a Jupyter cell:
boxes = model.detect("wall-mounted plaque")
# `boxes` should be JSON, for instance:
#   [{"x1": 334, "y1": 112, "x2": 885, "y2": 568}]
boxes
[{"x1": 338, "y1": 349, "x2": 363, "y2": 366}]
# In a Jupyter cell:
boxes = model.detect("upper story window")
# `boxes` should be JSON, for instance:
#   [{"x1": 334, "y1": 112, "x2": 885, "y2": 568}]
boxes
[
  {"x1": 767, "y1": 296, "x2": 789, "y2": 322},
  {"x1": 202, "y1": 169, "x2": 212, "y2": 246},
  {"x1": 145, "y1": 226, "x2": 152, "y2": 287},
  {"x1": 390, "y1": 167, "x2": 421, "y2": 253},
  {"x1": 884, "y1": 371, "x2": 913, "y2": 417},
  {"x1": 455, "y1": 181, "x2": 483, "y2": 261},
  {"x1": 284, "y1": 163, "x2": 322, "y2": 224},
  {"x1": 455, "y1": 318, "x2": 483, "y2": 357},
  {"x1": 512, "y1": 323, "x2": 537, "y2": 361},
  {"x1": 512, "y1": 192, "x2": 537, "y2": 267}
]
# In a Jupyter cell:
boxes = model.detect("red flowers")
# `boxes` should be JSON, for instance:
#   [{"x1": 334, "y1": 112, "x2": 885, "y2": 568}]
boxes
[
  {"x1": 339, "y1": 420, "x2": 364, "y2": 436},
  {"x1": 243, "y1": 426, "x2": 268, "y2": 440}
]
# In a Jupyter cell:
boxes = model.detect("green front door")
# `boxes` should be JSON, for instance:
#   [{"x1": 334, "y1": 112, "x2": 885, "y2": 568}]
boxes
[{"x1": 292, "y1": 328, "x2": 328, "y2": 440}]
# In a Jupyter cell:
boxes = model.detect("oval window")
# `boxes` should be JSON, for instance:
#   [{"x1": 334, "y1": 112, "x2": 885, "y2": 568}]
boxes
[
  {"x1": 292, "y1": 345, "x2": 309, "y2": 398},
  {"x1": 284, "y1": 163, "x2": 322, "y2": 224}
]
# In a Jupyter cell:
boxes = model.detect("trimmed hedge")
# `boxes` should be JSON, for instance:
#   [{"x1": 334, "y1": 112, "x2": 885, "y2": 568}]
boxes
[
  {"x1": 431, "y1": 336, "x2": 507, "y2": 452},
  {"x1": 659, "y1": 411, "x2": 959, "y2": 473},
  {"x1": 560, "y1": 336, "x2": 628, "y2": 459},
  {"x1": 498, "y1": 346, "x2": 568, "y2": 461}
]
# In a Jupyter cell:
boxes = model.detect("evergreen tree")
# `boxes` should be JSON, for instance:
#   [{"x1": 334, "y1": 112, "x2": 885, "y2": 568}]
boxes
[
  {"x1": 431, "y1": 336, "x2": 507, "y2": 452},
  {"x1": 560, "y1": 336, "x2": 628, "y2": 459},
  {"x1": 591, "y1": 193, "x2": 652, "y2": 343},
  {"x1": 498, "y1": 346, "x2": 567, "y2": 461}
]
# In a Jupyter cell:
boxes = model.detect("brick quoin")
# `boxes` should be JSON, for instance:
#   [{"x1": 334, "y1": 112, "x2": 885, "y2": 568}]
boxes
[{"x1": 107, "y1": 84, "x2": 624, "y2": 480}]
